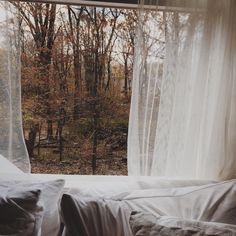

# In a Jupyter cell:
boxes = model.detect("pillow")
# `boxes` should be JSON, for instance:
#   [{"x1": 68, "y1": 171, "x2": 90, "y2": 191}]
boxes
[
  {"x1": 0, "y1": 185, "x2": 43, "y2": 236},
  {"x1": 33, "y1": 179, "x2": 65, "y2": 236},
  {"x1": 60, "y1": 194, "x2": 133, "y2": 236},
  {"x1": 0, "y1": 178, "x2": 65, "y2": 236},
  {"x1": 130, "y1": 212, "x2": 236, "y2": 236}
]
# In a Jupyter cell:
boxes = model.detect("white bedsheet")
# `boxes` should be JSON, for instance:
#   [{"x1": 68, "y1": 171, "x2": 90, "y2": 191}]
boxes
[
  {"x1": 60, "y1": 180, "x2": 236, "y2": 236},
  {"x1": 1, "y1": 156, "x2": 222, "y2": 236},
  {"x1": 33, "y1": 173, "x2": 215, "y2": 197}
]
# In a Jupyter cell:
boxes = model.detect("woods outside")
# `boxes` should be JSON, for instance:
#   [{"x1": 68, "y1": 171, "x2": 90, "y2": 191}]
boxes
[{"x1": 16, "y1": 3, "x2": 137, "y2": 175}]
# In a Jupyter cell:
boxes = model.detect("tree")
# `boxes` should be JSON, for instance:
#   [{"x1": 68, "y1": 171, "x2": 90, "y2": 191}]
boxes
[
  {"x1": 14, "y1": 2, "x2": 59, "y2": 140},
  {"x1": 12, "y1": 2, "x2": 135, "y2": 174},
  {"x1": 116, "y1": 10, "x2": 137, "y2": 97},
  {"x1": 67, "y1": 6, "x2": 84, "y2": 119},
  {"x1": 81, "y1": 7, "x2": 121, "y2": 173}
]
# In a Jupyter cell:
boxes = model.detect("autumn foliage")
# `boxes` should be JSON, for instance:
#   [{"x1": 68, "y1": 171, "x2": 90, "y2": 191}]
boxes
[{"x1": 16, "y1": 2, "x2": 137, "y2": 175}]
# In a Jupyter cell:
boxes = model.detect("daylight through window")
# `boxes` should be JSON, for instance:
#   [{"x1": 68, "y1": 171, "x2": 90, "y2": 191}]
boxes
[{"x1": 18, "y1": 3, "x2": 137, "y2": 175}]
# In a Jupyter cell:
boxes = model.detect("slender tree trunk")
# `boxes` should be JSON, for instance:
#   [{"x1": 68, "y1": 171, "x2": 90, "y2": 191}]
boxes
[
  {"x1": 106, "y1": 54, "x2": 112, "y2": 91},
  {"x1": 26, "y1": 124, "x2": 39, "y2": 158},
  {"x1": 92, "y1": 7, "x2": 99, "y2": 175},
  {"x1": 37, "y1": 122, "x2": 42, "y2": 156},
  {"x1": 73, "y1": 53, "x2": 81, "y2": 119},
  {"x1": 59, "y1": 125, "x2": 63, "y2": 162},
  {"x1": 47, "y1": 121, "x2": 53, "y2": 140},
  {"x1": 124, "y1": 58, "x2": 129, "y2": 97},
  {"x1": 68, "y1": 6, "x2": 83, "y2": 120}
]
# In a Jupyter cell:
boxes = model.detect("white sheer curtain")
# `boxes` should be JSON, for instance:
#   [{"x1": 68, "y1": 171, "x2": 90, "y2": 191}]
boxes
[
  {"x1": 0, "y1": 1, "x2": 30, "y2": 172},
  {"x1": 128, "y1": 0, "x2": 236, "y2": 180}
]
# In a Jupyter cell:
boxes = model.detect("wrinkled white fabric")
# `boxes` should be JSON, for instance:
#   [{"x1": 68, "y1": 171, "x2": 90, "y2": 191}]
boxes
[
  {"x1": 64, "y1": 177, "x2": 214, "y2": 198},
  {"x1": 61, "y1": 194, "x2": 133, "y2": 236},
  {"x1": 118, "y1": 180, "x2": 236, "y2": 225},
  {"x1": 128, "y1": 0, "x2": 236, "y2": 180},
  {"x1": 130, "y1": 212, "x2": 236, "y2": 236},
  {"x1": 60, "y1": 180, "x2": 236, "y2": 236},
  {"x1": 33, "y1": 179, "x2": 65, "y2": 236},
  {"x1": 33, "y1": 173, "x2": 214, "y2": 196}
]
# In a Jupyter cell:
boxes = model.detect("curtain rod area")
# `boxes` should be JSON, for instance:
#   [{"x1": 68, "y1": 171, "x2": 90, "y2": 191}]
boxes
[
  {"x1": 13, "y1": 0, "x2": 200, "y2": 10},
  {"x1": 16, "y1": 0, "x2": 139, "y2": 9},
  {"x1": 12, "y1": 0, "x2": 205, "y2": 11}
]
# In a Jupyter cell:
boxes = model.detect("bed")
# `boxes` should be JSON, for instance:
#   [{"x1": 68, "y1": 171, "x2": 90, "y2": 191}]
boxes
[{"x1": 1, "y1": 155, "x2": 236, "y2": 236}]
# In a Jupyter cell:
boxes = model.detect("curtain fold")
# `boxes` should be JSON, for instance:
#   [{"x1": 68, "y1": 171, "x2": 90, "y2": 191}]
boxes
[
  {"x1": 128, "y1": 0, "x2": 236, "y2": 180},
  {"x1": 0, "y1": 1, "x2": 30, "y2": 172}
]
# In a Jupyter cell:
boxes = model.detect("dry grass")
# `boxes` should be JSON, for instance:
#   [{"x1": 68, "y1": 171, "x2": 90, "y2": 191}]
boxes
[{"x1": 31, "y1": 147, "x2": 127, "y2": 175}]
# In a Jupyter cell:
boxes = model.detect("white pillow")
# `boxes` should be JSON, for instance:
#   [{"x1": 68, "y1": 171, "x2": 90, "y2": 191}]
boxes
[
  {"x1": 60, "y1": 194, "x2": 132, "y2": 236},
  {"x1": 0, "y1": 178, "x2": 65, "y2": 236},
  {"x1": 25, "y1": 179, "x2": 65, "y2": 236},
  {"x1": 130, "y1": 212, "x2": 236, "y2": 236},
  {"x1": 0, "y1": 185, "x2": 43, "y2": 236},
  {"x1": 39, "y1": 180, "x2": 65, "y2": 236}
]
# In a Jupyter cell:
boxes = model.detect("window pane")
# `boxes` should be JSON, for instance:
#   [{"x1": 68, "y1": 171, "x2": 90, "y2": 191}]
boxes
[{"x1": 19, "y1": 3, "x2": 136, "y2": 175}]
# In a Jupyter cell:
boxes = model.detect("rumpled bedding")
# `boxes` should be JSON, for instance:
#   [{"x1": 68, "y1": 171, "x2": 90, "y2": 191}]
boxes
[
  {"x1": 60, "y1": 179, "x2": 236, "y2": 236},
  {"x1": 130, "y1": 212, "x2": 236, "y2": 236},
  {"x1": 2, "y1": 156, "x2": 236, "y2": 236}
]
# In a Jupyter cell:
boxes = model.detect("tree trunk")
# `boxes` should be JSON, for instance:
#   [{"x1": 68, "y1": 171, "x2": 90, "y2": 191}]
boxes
[
  {"x1": 106, "y1": 54, "x2": 112, "y2": 91},
  {"x1": 73, "y1": 53, "x2": 81, "y2": 119},
  {"x1": 37, "y1": 122, "x2": 42, "y2": 156},
  {"x1": 39, "y1": 48, "x2": 54, "y2": 141},
  {"x1": 59, "y1": 124, "x2": 63, "y2": 162},
  {"x1": 47, "y1": 120, "x2": 53, "y2": 141},
  {"x1": 92, "y1": 7, "x2": 99, "y2": 175},
  {"x1": 26, "y1": 124, "x2": 39, "y2": 158},
  {"x1": 68, "y1": 6, "x2": 84, "y2": 120},
  {"x1": 124, "y1": 58, "x2": 129, "y2": 97}
]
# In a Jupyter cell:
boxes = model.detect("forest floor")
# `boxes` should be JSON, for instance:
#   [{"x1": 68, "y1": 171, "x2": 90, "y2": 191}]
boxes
[{"x1": 30, "y1": 148, "x2": 127, "y2": 175}]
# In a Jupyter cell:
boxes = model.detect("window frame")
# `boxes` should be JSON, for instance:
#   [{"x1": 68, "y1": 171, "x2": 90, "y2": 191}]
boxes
[{"x1": 12, "y1": 0, "x2": 203, "y2": 176}]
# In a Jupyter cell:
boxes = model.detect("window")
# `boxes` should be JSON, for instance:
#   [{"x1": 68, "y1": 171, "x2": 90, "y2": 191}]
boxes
[{"x1": 17, "y1": 2, "x2": 137, "y2": 175}]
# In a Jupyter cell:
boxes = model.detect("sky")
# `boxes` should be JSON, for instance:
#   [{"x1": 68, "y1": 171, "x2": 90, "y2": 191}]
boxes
[
  {"x1": 0, "y1": 5, "x2": 6, "y2": 47},
  {"x1": 0, "y1": 2, "x2": 17, "y2": 22},
  {"x1": 0, "y1": 5, "x2": 5, "y2": 22},
  {"x1": 0, "y1": 2, "x2": 18, "y2": 47}
]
